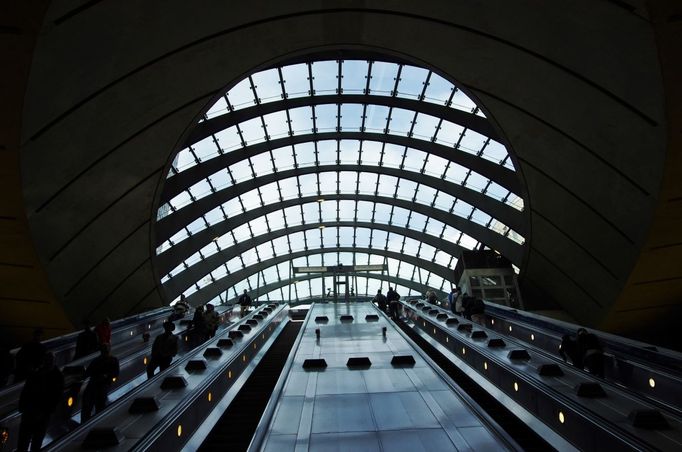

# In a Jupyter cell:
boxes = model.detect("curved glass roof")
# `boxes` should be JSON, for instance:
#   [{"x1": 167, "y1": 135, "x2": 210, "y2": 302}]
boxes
[{"x1": 155, "y1": 58, "x2": 526, "y2": 305}]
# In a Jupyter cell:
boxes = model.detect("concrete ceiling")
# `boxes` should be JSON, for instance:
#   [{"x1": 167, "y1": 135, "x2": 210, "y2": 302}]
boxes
[{"x1": 3, "y1": 0, "x2": 680, "y2": 345}]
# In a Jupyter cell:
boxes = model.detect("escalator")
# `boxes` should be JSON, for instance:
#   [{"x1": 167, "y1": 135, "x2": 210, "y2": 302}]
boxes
[
  {"x1": 199, "y1": 320, "x2": 303, "y2": 452},
  {"x1": 396, "y1": 318, "x2": 554, "y2": 452}
]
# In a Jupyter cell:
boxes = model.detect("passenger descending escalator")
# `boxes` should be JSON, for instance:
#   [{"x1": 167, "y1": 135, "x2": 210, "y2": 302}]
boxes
[{"x1": 199, "y1": 320, "x2": 303, "y2": 452}]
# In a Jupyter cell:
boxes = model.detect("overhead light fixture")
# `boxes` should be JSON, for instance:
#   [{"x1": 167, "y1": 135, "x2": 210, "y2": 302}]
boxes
[
  {"x1": 317, "y1": 198, "x2": 325, "y2": 203},
  {"x1": 319, "y1": 225, "x2": 326, "y2": 229},
  {"x1": 212, "y1": 236, "x2": 220, "y2": 242}
]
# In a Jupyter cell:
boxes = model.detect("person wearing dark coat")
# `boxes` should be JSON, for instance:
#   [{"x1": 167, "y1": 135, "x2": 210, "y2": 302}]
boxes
[
  {"x1": 81, "y1": 344, "x2": 119, "y2": 422},
  {"x1": 386, "y1": 287, "x2": 400, "y2": 320},
  {"x1": 14, "y1": 329, "x2": 47, "y2": 383},
  {"x1": 372, "y1": 289, "x2": 388, "y2": 312},
  {"x1": 191, "y1": 305, "x2": 208, "y2": 344},
  {"x1": 17, "y1": 352, "x2": 64, "y2": 452},
  {"x1": 577, "y1": 328, "x2": 605, "y2": 377},
  {"x1": 147, "y1": 322, "x2": 179, "y2": 379},
  {"x1": 239, "y1": 290, "x2": 252, "y2": 318},
  {"x1": 73, "y1": 322, "x2": 99, "y2": 360}
]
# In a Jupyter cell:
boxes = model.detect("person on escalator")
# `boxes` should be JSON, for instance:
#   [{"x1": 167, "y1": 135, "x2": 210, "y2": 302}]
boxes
[
  {"x1": 94, "y1": 318, "x2": 112, "y2": 345},
  {"x1": 386, "y1": 287, "x2": 400, "y2": 320},
  {"x1": 81, "y1": 344, "x2": 120, "y2": 422},
  {"x1": 239, "y1": 290, "x2": 252, "y2": 318},
  {"x1": 147, "y1": 321, "x2": 179, "y2": 379},
  {"x1": 372, "y1": 289, "x2": 387, "y2": 312},
  {"x1": 577, "y1": 328, "x2": 605, "y2": 377},
  {"x1": 204, "y1": 304, "x2": 220, "y2": 338},
  {"x1": 14, "y1": 328, "x2": 46, "y2": 383},
  {"x1": 17, "y1": 352, "x2": 63, "y2": 452},
  {"x1": 448, "y1": 287, "x2": 461, "y2": 314},
  {"x1": 469, "y1": 297, "x2": 486, "y2": 326},
  {"x1": 190, "y1": 305, "x2": 208, "y2": 344}
]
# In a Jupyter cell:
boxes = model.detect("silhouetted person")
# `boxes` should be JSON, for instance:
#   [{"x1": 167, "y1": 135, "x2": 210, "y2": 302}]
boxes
[
  {"x1": 239, "y1": 290, "x2": 252, "y2": 318},
  {"x1": 577, "y1": 328, "x2": 604, "y2": 377},
  {"x1": 147, "y1": 322, "x2": 178, "y2": 379},
  {"x1": 461, "y1": 294, "x2": 474, "y2": 320},
  {"x1": 190, "y1": 305, "x2": 208, "y2": 344},
  {"x1": 14, "y1": 329, "x2": 46, "y2": 383},
  {"x1": 386, "y1": 287, "x2": 400, "y2": 320},
  {"x1": 559, "y1": 334, "x2": 581, "y2": 368},
  {"x1": 204, "y1": 304, "x2": 220, "y2": 338},
  {"x1": 470, "y1": 297, "x2": 486, "y2": 326},
  {"x1": 73, "y1": 322, "x2": 99, "y2": 360},
  {"x1": 17, "y1": 352, "x2": 63, "y2": 452},
  {"x1": 81, "y1": 344, "x2": 119, "y2": 422},
  {"x1": 0, "y1": 345, "x2": 14, "y2": 387},
  {"x1": 373, "y1": 289, "x2": 387, "y2": 312},
  {"x1": 170, "y1": 294, "x2": 191, "y2": 321},
  {"x1": 94, "y1": 318, "x2": 111, "y2": 345}
]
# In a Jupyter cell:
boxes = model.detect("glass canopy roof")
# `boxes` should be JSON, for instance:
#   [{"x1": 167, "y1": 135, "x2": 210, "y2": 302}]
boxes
[{"x1": 154, "y1": 58, "x2": 526, "y2": 305}]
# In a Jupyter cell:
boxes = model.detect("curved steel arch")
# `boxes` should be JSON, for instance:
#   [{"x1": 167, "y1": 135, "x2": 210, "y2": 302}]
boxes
[
  {"x1": 183, "y1": 94, "x2": 499, "y2": 149},
  {"x1": 164, "y1": 221, "x2": 459, "y2": 293},
  {"x1": 157, "y1": 192, "x2": 524, "y2": 273},
  {"x1": 156, "y1": 194, "x2": 464, "y2": 275},
  {"x1": 157, "y1": 164, "x2": 523, "y2": 242},
  {"x1": 164, "y1": 130, "x2": 519, "y2": 203},
  {"x1": 178, "y1": 246, "x2": 452, "y2": 306},
  {"x1": 223, "y1": 273, "x2": 447, "y2": 305}
]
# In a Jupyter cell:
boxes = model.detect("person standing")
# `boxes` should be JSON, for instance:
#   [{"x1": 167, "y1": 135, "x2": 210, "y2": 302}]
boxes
[
  {"x1": 81, "y1": 344, "x2": 119, "y2": 422},
  {"x1": 94, "y1": 318, "x2": 112, "y2": 345},
  {"x1": 470, "y1": 297, "x2": 486, "y2": 326},
  {"x1": 190, "y1": 305, "x2": 208, "y2": 344},
  {"x1": 386, "y1": 287, "x2": 400, "y2": 320},
  {"x1": 146, "y1": 322, "x2": 178, "y2": 379},
  {"x1": 372, "y1": 289, "x2": 387, "y2": 313},
  {"x1": 204, "y1": 304, "x2": 220, "y2": 338},
  {"x1": 17, "y1": 352, "x2": 63, "y2": 452},
  {"x1": 73, "y1": 322, "x2": 99, "y2": 360},
  {"x1": 14, "y1": 329, "x2": 46, "y2": 383},
  {"x1": 448, "y1": 287, "x2": 461, "y2": 314},
  {"x1": 577, "y1": 328, "x2": 605, "y2": 377},
  {"x1": 239, "y1": 290, "x2": 252, "y2": 318}
]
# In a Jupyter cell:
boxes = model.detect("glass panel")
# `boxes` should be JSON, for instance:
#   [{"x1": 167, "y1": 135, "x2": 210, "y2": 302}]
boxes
[
  {"x1": 317, "y1": 140, "x2": 336, "y2": 165},
  {"x1": 358, "y1": 172, "x2": 377, "y2": 194},
  {"x1": 339, "y1": 140, "x2": 360, "y2": 165},
  {"x1": 281, "y1": 63, "x2": 310, "y2": 99},
  {"x1": 263, "y1": 110, "x2": 289, "y2": 140},
  {"x1": 272, "y1": 145, "x2": 295, "y2": 170},
  {"x1": 382, "y1": 143, "x2": 404, "y2": 168},
  {"x1": 289, "y1": 106, "x2": 314, "y2": 134},
  {"x1": 388, "y1": 108, "x2": 414, "y2": 136},
  {"x1": 226, "y1": 77, "x2": 255, "y2": 110},
  {"x1": 314, "y1": 104, "x2": 337, "y2": 132},
  {"x1": 364, "y1": 105, "x2": 389, "y2": 132},
  {"x1": 340, "y1": 104, "x2": 363, "y2": 131},
  {"x1": 423, "y1": 72, "x2": 454, "y2": 105},
  {"x1": 403, "y1": 148, "x2": 427, "y2": 172},
  {"x1": 341, "y1": 60, "x2": 369, "y2": 94},
  {"x1": 369, "y1": 62, "x2": 399, "y2": 95},
  {"x1": 311, "y1": 60, "x2": 338, "y2": 95},
  {"x1": 397, "y1": 65, "x2": 429, "y2": 100},
  {"x1": 251, "y1": 68, "x2": 282, "y2": 103}
]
